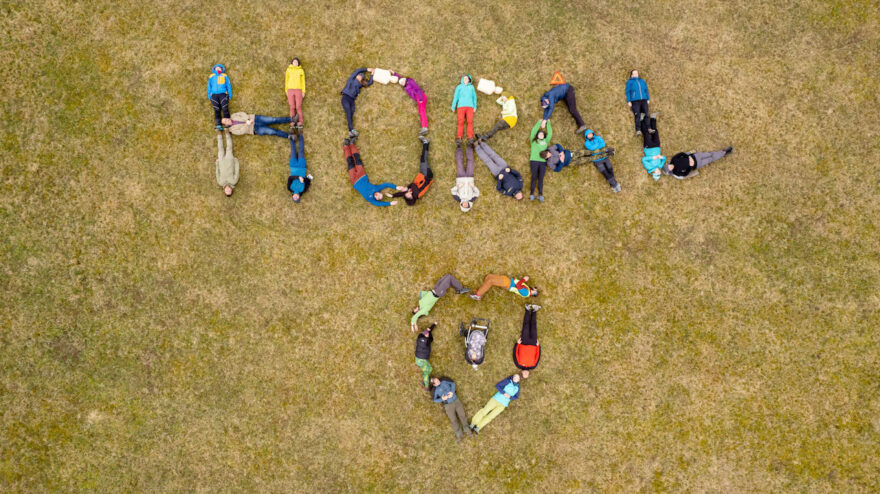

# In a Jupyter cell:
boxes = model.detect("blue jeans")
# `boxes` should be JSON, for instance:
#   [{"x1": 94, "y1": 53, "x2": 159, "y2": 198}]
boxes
[
  {"x1": 341, "y1": 95, "x2": 356, "y2": 131},
  {"x1": 289, "y1": 134, "x2": 306, "y2": 175},
  {"x1": 254, "y1": 115, "x2": 291, "y2": 138}
]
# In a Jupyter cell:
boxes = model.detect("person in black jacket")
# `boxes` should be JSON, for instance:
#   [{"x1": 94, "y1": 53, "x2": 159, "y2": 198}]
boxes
[
  {"x1": 496, "y1": 168, "x2": 524, "y2": 200},
  {"x1": 340, "y1": 67, "x2": 375, "y2": 138},
  {"x1": 415, "y1": 322, "x2": 436, "y2": 389},
  {"x1": 664, "y1": 147, "x2": 734, "y2": 179}
]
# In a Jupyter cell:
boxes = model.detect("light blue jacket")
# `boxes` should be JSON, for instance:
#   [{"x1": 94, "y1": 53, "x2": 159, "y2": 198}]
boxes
[
  {"x1": 207, "y1": 64, "x2": 232, "y2": 98},
  {"x1": 625, "y1": 77, "x2": 649, "y2": 102},
  {"x1": 642, "y1": 147, "x2": 666, "y2": 172},
  {"x1": 451, "y1": 75, "x2": 477, "y2": 111},
  {"x1": 353, "y1": 176, "x2": 396, "y2": 207},
  {"x1": 583, "y1": 130, "x2": 607, "y2": 162}
]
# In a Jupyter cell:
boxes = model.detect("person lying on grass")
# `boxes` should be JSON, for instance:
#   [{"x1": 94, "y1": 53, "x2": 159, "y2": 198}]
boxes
[
  {"x1": 222, "y1": 113, "x2": 292, "y2": 139},
  {"x1": 411, "y1": 274, "x2": 470, "y2": 331},
  {"x1": 430, "y1": 377, "x2": 472, "y2": 442},
  {"x1": 286, "y1": 133, "x2": 312, "y2": 203},
  {"x1": 451, "y1": 139, "x2": 480, "y2": 212},
  {"x1": 584, "y1": 129, "x2": 621, "y2": 193},
  {"x1": 470, "y1": 371, "x2": 529, "y2": 434},
  {"x1": 664, "y1": 146, "x2": 734, "y2": 179},
  {"x1": 414, "y1": 322, "x2": 436, "y2": 389},
  {"x1": 470, "y1": 274, "x2": 538, "y2": 301},
  {"x1": 473, "y1": 141, "x2": 524, "y2": 200},
  {"x1": 342, "y1": 138, "x2": 405, "y2": 206},
  {"x1": 391, "y1": 136, "x2": 433, "y2": 206}
]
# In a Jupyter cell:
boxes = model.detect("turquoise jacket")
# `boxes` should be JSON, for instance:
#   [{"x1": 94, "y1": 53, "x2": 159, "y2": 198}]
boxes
[
  {"x1": 353, "y1": 176, "x2": 396, "y2": 207},
  {"x1": 451, "y1": 74, "x2": 477, "y2": 111},
  {"x1": 583, "y1": 130, "x2": 606, "y2": 162},
  {"x1": 642, "y1": 147, "x2": 666, "y2": 172}
]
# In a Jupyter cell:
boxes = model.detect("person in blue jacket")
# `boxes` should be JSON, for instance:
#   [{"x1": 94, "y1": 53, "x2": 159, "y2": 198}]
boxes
[
  {"x1": 430, "y1": 377, "x2": 472, "y2": 441},
  {"x1": 341, "y1": 67, "x2": 375, "y2": 138},
  {"x1": 540, "y1": 83, "x2": 587, "y2": 134},
  {"x1": 639, "y1": 114, "x2": 665, "y2": 180},
  {"x1": 625, "y1": 69, "x2": 651, "y2": 136},
  {"x1": 540, "y1": 143, "x2": 593, "y2": 172},
  {"x1": 470, "y1": 372, "x2": 529, "y2": 434},
  {"x1": 286, "y1": 133, "x2": 313, "y2": 203},
  {"x1": 342, "y1": 138, "x2": 404, "y2": 206},
  {"x1": 584, "y1": 129, "x2": 621, "y2": 193},
  {"x1": 207, "y1": 64, "x2": 232, "y2": 130}
]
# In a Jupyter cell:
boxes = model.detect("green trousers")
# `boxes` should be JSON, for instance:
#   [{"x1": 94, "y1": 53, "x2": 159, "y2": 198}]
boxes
[
  {"x1": 415, "y1": 358, "x2": 432, "y2": 387},
  {"x1": 471, "y1": 397, "x2": 506, "y2": 431}
]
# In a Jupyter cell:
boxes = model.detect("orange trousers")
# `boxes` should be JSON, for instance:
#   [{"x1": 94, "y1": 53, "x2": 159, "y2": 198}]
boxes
[{"x1": 476, "y1": 274, "x2": 510, "y2": 297}]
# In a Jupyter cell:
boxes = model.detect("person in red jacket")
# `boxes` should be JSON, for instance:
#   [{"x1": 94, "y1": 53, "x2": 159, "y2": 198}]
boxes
[
  {"x1": 513, "y1": 305, "x2": 541, "y2": 370},
  {"x1": 392, "y1": 136, "x2": 433, "y2": 206}
]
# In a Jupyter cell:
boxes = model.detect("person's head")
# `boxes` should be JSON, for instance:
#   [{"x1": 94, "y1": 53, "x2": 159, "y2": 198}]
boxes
[
  {"x1": 534, "y1": 129, "x2": 546, "y2": 141},
  {"x1": 499, "y1": 95, "x2": 508, "y2": 103},
  {"x1": 585, "y1": 130, "x2": 594, "y2": 140},
  {"x1": 631, "y1": 69, "x2": 639, "y2": 79},
  {"x1": 530, "y1": 287, "x2": 539, "y2": 297},
  {"x1": 512, "y1": 374, "x2": 521, "y2": 383},
  {"x1": 291, "y1": 193, "x2": 301, "y2": 203},
  {"x1": 541, "y1": 97, "x2": 549, "y2": 108},
  {"x1": 372, "y1": 191, "x2": 383, "y2": 201},
  {"x1": 356, "y1": 73, "x2": 363, "y2": 83},
  {"x1": 514, "y1": 191, "x2": 523, "y2": 200},
  {"x1": 462, "y1": 75, "x2": 471, "y2": 84},
  {"x1": 539, "y1": 150, "x2": 551, "y2": 160},
  {"x1": 522, "y1": 370, "x2": 530, "y2": 379},
  {"x1": 460, "y1": 201, "x2": 472, "y2": 213},
  {"x1": 468, "y1": 350, "x2": 479, "y2": 362},
  {"x1": 398, "y1": 77, "x2": 407, "y2": 86},
  {"x1": 430, "y1": 377, "x2": 441, "y2": 387},
  {"x1": 213, "y1": 64, "x2": 225, "y2": 74},
  {"x1": 404, "y1": 190, "x2": 413, "y2": 200},
  {"x1": 291, "y1": 57, "x2": 300, "y2": 66},
  {"x1": 223, "y1": 185, "x2": 233, "y2": 197}
]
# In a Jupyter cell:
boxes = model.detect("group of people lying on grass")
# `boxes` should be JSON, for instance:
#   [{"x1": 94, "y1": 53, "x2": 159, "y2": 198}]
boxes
[
  {"x1": 209, "y1": 63, "x2": 734, "y2": 205},
  {"x1": 410, "y1": 273, "x2": 541, "y2": 440}
]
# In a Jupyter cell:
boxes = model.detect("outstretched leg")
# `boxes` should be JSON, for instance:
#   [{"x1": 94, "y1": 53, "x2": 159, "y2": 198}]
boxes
[
  {"x1": 563, "y1": 86, "x2": 586, "y2": 129},
  {"x1": 433, "y1": 274, "x2": 465, "y2": 296},
  {"x1": 419, "y1": 141, "x2": 432, "y2": 181},
  {"x1": 694, "y1": 150, "x2": 727, "y2": 169}
]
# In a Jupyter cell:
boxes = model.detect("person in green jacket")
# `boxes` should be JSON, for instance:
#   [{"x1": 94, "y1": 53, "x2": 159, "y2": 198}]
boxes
[
  {"x1": 215, "y1": 130, "x2": 239, "y2": 197},
  {"x1": 529, "y1": 120, "x2": 552, "y2": 202},
  {"x1": 451, "y1": 74, "x2": 477, "y2": 143},
  {"x1": 411, "y1": 274, "x2": 470, "y2": 331}
]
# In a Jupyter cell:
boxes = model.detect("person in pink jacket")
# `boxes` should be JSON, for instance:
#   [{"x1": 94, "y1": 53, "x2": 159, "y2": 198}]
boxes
[{"x1": 391, "y1": 70, "x2": 428, "y2": 135}]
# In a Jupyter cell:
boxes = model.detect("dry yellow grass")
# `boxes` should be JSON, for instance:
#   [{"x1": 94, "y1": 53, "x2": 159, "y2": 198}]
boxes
[{"x1": 1, "y1": 0, "x2": 879, "y2": 491}]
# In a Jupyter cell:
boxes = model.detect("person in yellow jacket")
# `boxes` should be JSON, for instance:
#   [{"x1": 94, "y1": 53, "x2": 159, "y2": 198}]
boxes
[
  {"x1": 476, "y1": 94, "x2": 517, "y2": 142},
  {"x1": 284, "y1": 58, "x2": 306, "y2": 130}
]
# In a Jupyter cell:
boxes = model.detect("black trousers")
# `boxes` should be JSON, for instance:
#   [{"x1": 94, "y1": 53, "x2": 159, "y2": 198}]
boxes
[
  {"x1": 341, "y1": 95, "x2": 356, "y2": 131},
  {"x1": 641, "y1": 116, "x2": 660, "y2": 148},
  {"x1": 521, "y1": 308, "x2": 538, "y2": 345},
  {"x1": 210, "y1": 93, "x2": 230, "y2": 126},
  {"x1": 562, "y1": 86, "x2": 586, "y2": 128},
  {"x1": 630, "y1": 99, "x2": 650, "y2": 132},
  {"x1": 593, "y1": 158, "x2": 618, "y2": 187},
  {"x1": 420, "y1": 142, "x2": 433, "y2": 181},
  {"x1": 529, "y1": 160, "x2": 547, "y2": 195}
]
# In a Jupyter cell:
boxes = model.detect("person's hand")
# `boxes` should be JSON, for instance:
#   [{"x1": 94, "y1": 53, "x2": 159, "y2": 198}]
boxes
[
  {"x1": 559, "y1": 152, "x2": 565, "y2": 161},
  {"x1": 541, "y1": 119, "x2": 547, "y2": 128},
  {"x1": 397, "y1": 185, "x2": 408, "y2": 191},
  {"x1": 367, "y1": 68, "x2": 375, "y2": 73},
  {"x1": 536, "y1": 339, "x2": 540, "y2": 346},
  {"x1": 298, "y1": 177, "x2": 305, "y2": 183},
  {"x1": 390, "y1": 200, "x2": 398, "y2": 205},
  {"x1": 522, "y1": 276, "x2": 530, "y2": 282},
  {"x1": 497, "y1": 173, "x2": 504, "y2": 180},
  {"x1": 517, "y1": 338, "x2": 522, "y2": 344},
  {"x1": 627, "y1": 102, "x2": 632, "y2": 108},
  {"x1": 503, "y1": 393, "x2": 510, "y2": 398},
  {"x1": 505, "y1": 167, "x2": 510, "y2": 172},
  {"x1": 411, "y1": 322, "x2": 418, "y2": 332},
  {"x1": 647, "y1": 100, "x2": 650, "y2": 104}
]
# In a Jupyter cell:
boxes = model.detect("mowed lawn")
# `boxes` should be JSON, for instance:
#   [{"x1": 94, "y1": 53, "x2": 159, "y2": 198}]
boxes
[{"x1": 2, "y1": 0, "x2": 879, "y2": 491}]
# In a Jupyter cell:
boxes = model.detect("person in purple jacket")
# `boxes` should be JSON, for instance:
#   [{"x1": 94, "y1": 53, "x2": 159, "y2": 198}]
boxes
[
  {"x1": 391, "y1": 70, "x2": 429, "y2": 135},
  {"x1": 540, "y1": 83, "x2": 587, "y2": 134}
]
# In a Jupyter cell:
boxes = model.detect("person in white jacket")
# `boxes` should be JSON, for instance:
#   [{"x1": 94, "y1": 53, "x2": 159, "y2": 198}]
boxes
[
  {"x1": 450, "y1": 141, "x2": 480, "y2": 212},
  {"x1": 476, "y1": 94, "x2": 517, "y2": 142}
]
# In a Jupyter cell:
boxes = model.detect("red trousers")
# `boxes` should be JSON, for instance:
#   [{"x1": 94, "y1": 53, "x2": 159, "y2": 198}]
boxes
[
  {"x1": 286, "y1": 89, "x2": 303, "y2": 123},
  {"x1": 456, "y1": 107, "x2": 474, "y2": 139}
]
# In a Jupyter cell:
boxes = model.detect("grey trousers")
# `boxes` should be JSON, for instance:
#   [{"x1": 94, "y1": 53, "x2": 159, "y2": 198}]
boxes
[
  {"x1": 433, "y1": 274, "x2": 464, "y2": 297},
  {"x1": 694, "y1": 150, "x2": 726, "y2": 169},
  {"x1": 443, "y1": 399, "x2": 469, "y2": 439},
  {"x1": 475, "y1": 142, "x2": 508, "y2": 176}
]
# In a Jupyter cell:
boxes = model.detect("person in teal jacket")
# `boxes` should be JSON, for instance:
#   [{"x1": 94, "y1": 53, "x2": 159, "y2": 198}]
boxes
[
  {"x1": 529, "y1": 120, "x2": 552, "y2": 202},
  {"x1": 451, "y1": 74, "x2": 477, "y2": 142},
  {"x1": 639, "y1": 115, "x2": 665, "y2": 180},
  {"x1": 470, "y1": 372, "x2": 529, "y2": 434},
  {"x1": 287, "y1": 133, "x2": 313, "y2": 202},
  {"x1": 207, "y1": 64, "x2": 232, "y2": 130},
  {"x1": 584, "y1": 129, "x2": 621, "y2": 193}
]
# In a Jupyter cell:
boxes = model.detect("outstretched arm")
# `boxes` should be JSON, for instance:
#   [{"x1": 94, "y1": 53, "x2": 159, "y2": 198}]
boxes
[{"x1": 545, "y1": 120, "x2": 552, "y2": 140}]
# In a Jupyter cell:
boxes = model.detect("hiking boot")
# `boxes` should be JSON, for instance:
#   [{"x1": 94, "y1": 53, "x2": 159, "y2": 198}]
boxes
[
  {"x1": 529, "y1": 304, "x2": 542, "y2": 312},
  {"x1": 612, "y1": 183, "x2": 621, "y2": 193},
  {"x1": 349, "y1": 129, "x2": 359, "y2": 138},
  {"x1": 635, "y1": 130, "x2": 642, "y2": 137},
  {"x1": 418, "y1": 135, "x2": 430, "y2": 145},
  {"x1": 467, "y1": 138, "x2": 475, "y2": 146},
  {"x1": 290, "y1": 124, "x2": 297, "y2": 134},
  {"x1": 456, "y1": 138, "x2": 462, "y2": 146},
  {"x1": 215, "y1": 125, "x2": 223, "y2": 131},
  {"x1": 724, "y1": 146, "x2": 734, "y2": 155},
  {"x1": 530, "y1": 194, "x2": 535, "y2": 201},
  {"x1": 538, "y1": 195, "x2": 545, "y2": 202},
  {"x1": 471, "y1": 425, "x2": 479, "y2": 435},
  {"x1": 576, "y1": 124, "x2": 588, "y2": 134},
  {"x1": 419, "y1": 127, "x2": 428, "y2": 135},
  {"x1": 469, "y1": 294, "x2": 481, "y2": 301},
  {"x1": 456, "y1": 288, "x2": 471, "y2": 295}
]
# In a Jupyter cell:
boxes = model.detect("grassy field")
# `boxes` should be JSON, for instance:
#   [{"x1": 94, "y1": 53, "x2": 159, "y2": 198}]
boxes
[{"x1": 2, "y1": 0, "x2": 879, "y2": 491}]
